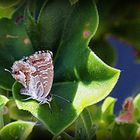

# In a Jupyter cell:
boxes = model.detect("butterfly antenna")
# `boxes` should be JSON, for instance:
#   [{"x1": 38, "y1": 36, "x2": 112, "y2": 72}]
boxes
[
  {"x1": 53, "y1": 94, "x2": 71, "y2": 103},
  {"x1": 23, "y1": 97, "x2": 33, "y2": 101},
  {"x1": 4, "y1": 68, "x2": 12, "y2": 74}
]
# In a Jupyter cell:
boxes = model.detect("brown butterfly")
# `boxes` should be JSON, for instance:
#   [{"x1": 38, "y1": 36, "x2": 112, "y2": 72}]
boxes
[
  {"x1": 5, "y1": 50, "x2": 70, "y2": 107},
  {"x1": 11, "y1": 50, "x2": 53, "y2": 106}
]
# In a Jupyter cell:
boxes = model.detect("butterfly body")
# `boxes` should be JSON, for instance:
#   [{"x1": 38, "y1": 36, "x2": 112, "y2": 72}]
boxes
[{"x1": 11, "y1": 50, "x2": 54, "y2": 104}]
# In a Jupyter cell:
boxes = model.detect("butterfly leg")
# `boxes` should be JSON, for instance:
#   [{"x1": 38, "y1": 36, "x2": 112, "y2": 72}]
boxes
[
  {"x1": 47, "y1": 102, "x2": 52, "y2": 114},
  {"x1": 23, "y1": 96, "x2": 33, "y2": 101},
  {"x1": 20, "y1": 88, "x2": 34, "y2": 101},
  {"x1": 39, "y1": 99, "x2": 52, "y2": 113},
  {"x1": 20, "y1": 88, "x2": 29, "y2": 95},
  {"x1": 46, "y1": 102, "x2": 52, "y2": 111}
]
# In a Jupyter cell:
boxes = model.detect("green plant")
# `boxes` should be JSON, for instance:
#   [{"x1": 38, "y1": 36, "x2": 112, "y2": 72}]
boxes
[{"x1": 0, "y1": 0, "x2": 140, "y2": 140}]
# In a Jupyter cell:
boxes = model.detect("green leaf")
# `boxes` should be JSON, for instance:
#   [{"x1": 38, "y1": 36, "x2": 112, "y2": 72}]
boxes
[
  {"x1": 0, "y1": 95, "x2": 9, "y2": 129},
  {"x1": 0, "y1": 0, "x2": 21, "y2": 19},
  {"x1": 0, "y1": 95, "x2": 9, "y2": 106},
  {"x1": 0, "y1": 7, "x2": 15, "y2": 19},
  {"x1": 133, "y1": 93, "x2": 140, "y2": 121},
  {"x1": 0, "y1": 18, "x2": 33, "y2": 90},
  {"x1": 133, "y1": 93, "x2": 140, "y2": 109},
  {"x1": 102, "y1": 97, "x2": 116, "y2": 115},
  {"x1": 75, "y1": 109, "x2": 96, "y2": 140},
  {"x1": 13, "y1": 0, "x2": 120, "y2": 135},
  {"x1": 112, "y1": 123, "x2": 138, "y2": 140},
  {"x1": 0, "y1": 120, "x2": 35, "y2": 140},
  {"x1": 6, "y1": 99, "x2": 35, "y2": 121},
  {"x1": 101, "y1": 96, "x2": 116, "y2": 123},
  {"x1": 86, "y1": 98, "x2": 116, "y2": 140},
  {"x1": 26, "y1": 0, "x2": 72, "y2": 51},
  {"x1": 86, "y1": 105, "x2": 101, "y2": 123}
]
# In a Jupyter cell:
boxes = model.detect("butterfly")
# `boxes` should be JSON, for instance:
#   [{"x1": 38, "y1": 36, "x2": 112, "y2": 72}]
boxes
[{"x1": 11, "y1": 50, "x2": 54, "y2": 106}]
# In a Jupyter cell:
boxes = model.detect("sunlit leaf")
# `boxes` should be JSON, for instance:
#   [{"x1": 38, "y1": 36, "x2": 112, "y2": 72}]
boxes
[
  {"x1": 134, "y1": 93, "x2": 140, "y2": 109},
  {"x1": 0, "y1": 120, "x2": 35, "y2": 140},
  {"x1": 6, "y1": 99, "x2": 35, "y2": 121},
  {"x1": 0, "y1": 95, "x2": 9, "y2": 129},
  {"x1": 0, "y1": 95, "x2": 9, "y2": 106},
  {"x1": 102, "y1": 97, "x2": 116, "y2": 114},
  {"x1": 0, "y1": 0, "x2": 21, "y2": 19},
  {"x1": 0, "y1": 7, "x2": 15, "y2": 19}
]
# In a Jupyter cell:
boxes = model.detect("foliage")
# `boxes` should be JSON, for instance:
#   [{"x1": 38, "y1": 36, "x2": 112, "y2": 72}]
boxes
[
  {"x1": 51, "y1": 94, "x2": 140, "y2": 140},
  {"x1": 0, "y1": 120, "x2": 35, "y2": 140},
  {"x1": 0, "y1": 0, "x2": 139, "y2": 139}
]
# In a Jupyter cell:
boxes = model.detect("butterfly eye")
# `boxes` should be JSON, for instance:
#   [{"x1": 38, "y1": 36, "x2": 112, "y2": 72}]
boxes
[{"x1": 13, "y1": 71, "x2": 20, "y2": 75}]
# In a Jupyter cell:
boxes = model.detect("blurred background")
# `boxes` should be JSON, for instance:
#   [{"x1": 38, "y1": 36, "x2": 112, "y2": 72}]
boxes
[
  {"x1": 91, "y1": 0, "x2": 140, "y2": 112},
  {"x1": 108, "y1": 36, "x2": 140, "y2": 112}
]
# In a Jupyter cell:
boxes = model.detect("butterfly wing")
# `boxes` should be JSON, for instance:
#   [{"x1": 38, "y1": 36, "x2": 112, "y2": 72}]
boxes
[
  {"x1": 11, "y1": 60, "x2": 39, "y2": 97},
  {"x1": 27, "y1": 51, "x2": 54, "y2": 99}
]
